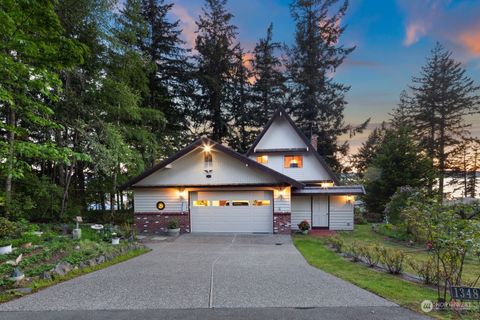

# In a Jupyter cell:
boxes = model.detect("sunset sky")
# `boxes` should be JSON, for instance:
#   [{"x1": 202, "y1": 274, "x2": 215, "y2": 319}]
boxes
[{"x1": 168, "y1": 0, "x2": 480, "y2": 153}]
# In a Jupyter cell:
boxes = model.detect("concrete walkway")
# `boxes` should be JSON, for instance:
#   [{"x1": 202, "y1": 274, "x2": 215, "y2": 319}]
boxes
[{"x1": 0, "y1": 234, "x2": 428, "y2": 318}]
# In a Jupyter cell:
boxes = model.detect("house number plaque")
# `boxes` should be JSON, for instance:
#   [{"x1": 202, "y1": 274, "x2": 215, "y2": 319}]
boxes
[{"x1": 450, "y1": 286, "x2": 480, "y2": 301}]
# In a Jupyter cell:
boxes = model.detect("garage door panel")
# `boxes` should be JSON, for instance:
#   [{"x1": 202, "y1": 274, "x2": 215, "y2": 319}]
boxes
[{"x1": 191, "y1": 191, "x2": 272, "y2": 233}]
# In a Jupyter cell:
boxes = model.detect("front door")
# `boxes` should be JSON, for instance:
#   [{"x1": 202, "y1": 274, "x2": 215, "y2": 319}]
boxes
[{"x1": 312, "y1": 196, "x2": 329, "y2": 227}]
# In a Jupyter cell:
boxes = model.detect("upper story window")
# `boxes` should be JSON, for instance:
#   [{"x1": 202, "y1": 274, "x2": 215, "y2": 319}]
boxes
[
  {"x1": 284, "y1": 155, "x2": 303, "y2": 168},
  {"x1": 256, "y1": 155, "x2": 268, "y2": 164},
  {"x1": 204, "y1": 152, "x2": 212, "y2": 168}
]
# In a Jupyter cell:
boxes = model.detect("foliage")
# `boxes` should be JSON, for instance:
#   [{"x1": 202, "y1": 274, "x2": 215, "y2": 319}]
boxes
[
  {"x1": 374, "y1": 223, "x2": 410, "y2": 242},
  {"x1": 297, "y1": 220, "x2": 310, "y2": 231},
  {"x1": 352, "y1": 123, "x2": 386, "y2": 175},
  {"x1": 345, "y1": 241, "x2": 362, "y2": 262},
  {"x1": 402, "y1": 199, "x2": 480, "y2": 301},
  {"x1": 363, "y1": 127, "x2": 436, "y2": 216},
  {"x1": 378, "y1": 247, "x2": 404, "y2": 274},
  {"x1": 287, "y1": 0, "x2": 368, "y2": 171},
  {"x1": 0, "y1": 217, "x2": 19, "y2": 240},
  {"x1": 327, "y1": 235, "x2": 344, "y2": 253},
  {"x1": 167, "y1": 218, "x2": 180, "y2": 229},
  {"x1": 383, "y1": 186, "x2": 417, "y2": 225},
  {"x1": 408, "y1": 258, "x2": 438, "y2": 285},
  {"x1": 354, "y1": 207, "x2": 367, "y2": 225},
  {"x1": 359, "y1": 244, "x2": 381, "y2": 268}
]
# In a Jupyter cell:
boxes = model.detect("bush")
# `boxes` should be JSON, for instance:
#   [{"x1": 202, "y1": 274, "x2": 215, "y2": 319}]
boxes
[
  {"x1": 327, "y1": 236, "x2": 344, "y2": 253},
  {"x1": 363, "y1": 211, "x2": 383, "y2": 223},
  {"x1": 408, "y1": 257, "x2": 438, "y2": 285},
  {"x1": 379, "y1": 247, "x2": 404, "y2": 274},
  {"x1": 383, "y1": 186, "x2": 415, "y2": 225},
  {"x1": 359, "y1": 244, "x2": 381, "y2": 267},
  {"x1": 346, "y1": 241, "x2": 362, "y2": 262},
  {"x1": 354, "y1": 208, "x2": 367, "y2": 225},
  {"x1": 167, "y1": 218, "x2": 180, "y2": 229},
  {"x1": 297, "y1": 220, "x2": 310, "y2": 231},
  {"x1": 375, "y1": 223, "x2": 410, "y2": 241},
  {"x1": 0, "y1": 217, "x2": 20, "y2": 240}
]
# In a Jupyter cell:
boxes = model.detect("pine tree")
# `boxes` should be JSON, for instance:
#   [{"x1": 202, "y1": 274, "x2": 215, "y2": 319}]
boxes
[
  {"x1": 140, "y1": 0, "x2": 193, "y2": 156},
  {"x1": 390, "y1": 90, "x2": 412, "y2": 129},
  {"x1": 193, "y1": 0, "x2": 238, "y2": 142},
  {"x1": 409, "y1": 43, "x2": 480, "y2": 198},
  {"x1": 352, "y1": 123, "x2": 386, "y2": 176},
  {"x1": 287, "y1": 0, "x2": 368, "y2": 171},
  {"x1": 251, "y1": 23, "x2": 286, "y2": 126}
]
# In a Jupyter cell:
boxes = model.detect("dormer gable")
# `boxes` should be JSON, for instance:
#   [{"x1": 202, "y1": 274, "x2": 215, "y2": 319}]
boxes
[{"x1": 247, "y1": 108, "x2": 340, "y2": 185}]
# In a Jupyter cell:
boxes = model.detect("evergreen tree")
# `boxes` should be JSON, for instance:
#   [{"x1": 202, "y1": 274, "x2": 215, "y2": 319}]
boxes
[
  {"x1": 390, "y1": 90, "x2": 412, "y2": 129},
  {"x1": 352, "y1": 123, "x2": 386, "y2": 176},
  {"x1": 364, "y1": 127, "x2": 435, "y2": 216},
  {"x1": 226, "y1": 47, "x2": 255, "y2": 153},
  {"x1": 193, "y1": 0, "x2": 238, "y2": 142},
  {"x1": 287, "y1": 0, "x2": 368, "y2": 171},
  {"x1": 409, "y1": 43, "x2": 480, "y2": 198},
  {"x1": 140, "y1": 0, "x2": 193, "y2": 156},
  {"x1": 251, "y1": 23, "x2": 286, "y2": 126}
]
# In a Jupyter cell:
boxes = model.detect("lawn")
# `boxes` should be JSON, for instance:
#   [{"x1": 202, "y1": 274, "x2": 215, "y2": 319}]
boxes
[
  {"x1": 337, "y1": 224, "x2": 480, "y2": 285},
  {"x1": 294, "y1": 230, "x2": 480, "y2": 320}
]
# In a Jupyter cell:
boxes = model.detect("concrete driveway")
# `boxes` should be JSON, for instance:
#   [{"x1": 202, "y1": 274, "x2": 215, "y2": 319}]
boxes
[{"x1": 0, "y1": 234, "x2": 428, "y2": 318}]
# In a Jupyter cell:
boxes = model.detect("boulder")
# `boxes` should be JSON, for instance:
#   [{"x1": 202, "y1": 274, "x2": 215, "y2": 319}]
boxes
[
  {"x1": 95, "y1": 255, "x2": 106, "y2": 264},
  {"x1": 79, "y1": 261, "x2": 87, "y2": 269},
  {"x1": 86, "y1": 258, "x2": 97, "y2": 267},
  {"x1": 40, "y1": 271, "x2": 52, "y2": 281},
  {"x1": 53, "y1": 261, "x2": 72, "y2": 276}
]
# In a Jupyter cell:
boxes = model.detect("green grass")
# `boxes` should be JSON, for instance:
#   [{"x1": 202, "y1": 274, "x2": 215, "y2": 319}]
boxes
[
  {"x1": 294, "y1": 235, "x2": 480, "y2": 320},
  {"x1": 337, "y1": 225, "x2": 480, "y2": 285},
  {"x1": 0, "y1": 247, "x2": 150, "y2": 303}
]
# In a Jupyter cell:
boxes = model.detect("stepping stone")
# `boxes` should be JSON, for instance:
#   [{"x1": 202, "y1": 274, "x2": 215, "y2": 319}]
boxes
[
  {"x1": 136, "y1": 235, "x2": 147, "y2": 240},
  {"x1": 151, "y1": 236, "x2": 167, "y2": 241}
]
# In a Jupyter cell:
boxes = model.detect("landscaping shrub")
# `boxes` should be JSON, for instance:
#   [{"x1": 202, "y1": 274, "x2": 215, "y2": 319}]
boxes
[
  {"x1": 408, "y1": 257, "x2": 438, "y2": 285},
  {"x1": 379, "y1": 247, "x2": 404, "y2": 274},
  {"x1": 354, "y1": 207, "x2": 367, "y2": 225},
  {"x1": 359, "y1": 244, "x2": 381, "y2": 267},
  {"x1": 82, "y1": 209, "x2": 133, "y2": 225},
  {"x1": 167, "y1": 218, "x2": 180, "y2": 229},
  {"x1": 297, "y1": 220, "x2": 310, "y2": 231},
  {"x1": 346, "y1": 241, "x2": 362, "y2": 262},
  {"x1": 327, "y1": 236, "x2": 344, "y2": 253},
  {"x1": 0, "y1": 217, "x2": 20, "y2": 240},
  {"x1": 375, "y1": 223, "x2": 410, "y2": 241},
  {"x1": 383, "y1": 186, "x2": 416, "y2": 225},
  {"x1": 363, "y1": 211, "x2": 383, "y2": 223}
]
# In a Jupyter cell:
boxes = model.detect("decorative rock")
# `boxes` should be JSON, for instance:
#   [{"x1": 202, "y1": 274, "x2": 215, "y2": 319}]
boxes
[
  {"x1": 53, "y1": 261, "x2": 72, "y2": 276},
  {"x1": 74, "y1": 245, "x2": 81, "y2": 250},
  {"x1": 13, "y1": 287, "x2": 32, "y2": 294},
  {"x1": 40, "y1": 271, "x2": 52, "y2": 281},
  {"x1": 86, "y1": 258, "x2": 97, "y2": 267},
  {"x1": 79, "y1": 262, "x2": 87, "y2": 269},
  {"x1": 96, "y1": 255, "x2": 105, "y2": 264}
]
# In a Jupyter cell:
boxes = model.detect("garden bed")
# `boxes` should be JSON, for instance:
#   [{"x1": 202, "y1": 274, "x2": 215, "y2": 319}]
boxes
[{"x1": 0, "y1": 220, "x2": 149, "y2": 303}]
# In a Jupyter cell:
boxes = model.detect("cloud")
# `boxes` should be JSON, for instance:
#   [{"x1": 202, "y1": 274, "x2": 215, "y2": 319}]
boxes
[
  {"x1": 398, "y1": 0, "x2": 480, "y2": 58},
  {"x1": 403, "y1": 23, "x2": 427, "y2": 46},
  {"x1": 170, "y1": 4, "x2": 197, "y2": 49},
  {"x1": 458, "y1": 29, "x2": 480, "y2": 56}
]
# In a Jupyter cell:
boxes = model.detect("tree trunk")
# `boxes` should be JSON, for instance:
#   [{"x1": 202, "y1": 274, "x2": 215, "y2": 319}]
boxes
[
  {"x1": 60, "y1": 160, "x2": 76, "y2": 220},
  {"x1": 438, "y1": 112, "x2": 446, "y2": 199},
  {"x1": 4, "y1": 105, "x2": 15, "y2": 218}
]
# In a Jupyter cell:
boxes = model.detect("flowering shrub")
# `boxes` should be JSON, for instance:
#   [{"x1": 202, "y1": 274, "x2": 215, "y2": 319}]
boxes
[
  {"x1": 297, "y1": 220, "x2": 310, "y2": 231},
  {"x1": 408, "y1": 257, "x2": 438, "y2": 285},
  {"x1": 378, "y1": 247, "x2": 404, "y2": 274},
  {"x1": 359, "y1": 244, "x2": 381, "y2": 267},
  {"x1": 327, "y1": 236, "x2": 344, "y2": 253}
]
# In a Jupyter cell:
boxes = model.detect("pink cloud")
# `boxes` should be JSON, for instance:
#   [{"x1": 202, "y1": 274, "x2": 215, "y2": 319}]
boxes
[
  {"x1": 458, "y1": 29, "x2": 480, "y2": 56},
  {"x1": 170, "y1": 4, "x2": 197, "y2": 49},
  {"x1": 403, "y1": 23, "x2": 427, "y2": 46}
]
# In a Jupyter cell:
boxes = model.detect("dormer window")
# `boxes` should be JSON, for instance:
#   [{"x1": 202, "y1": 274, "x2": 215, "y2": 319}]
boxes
[
  {"x1": 256, "y1": 155, "x2": 268, "y2": 164},
  {"x1": 284, "y1": 155, "x2": 303, "y2": 168}
]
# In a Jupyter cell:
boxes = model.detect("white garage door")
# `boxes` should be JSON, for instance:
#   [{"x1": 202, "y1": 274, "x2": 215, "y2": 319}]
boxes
[{"x1": 190, "y1": 191, "x2": 273, "y2": 233}]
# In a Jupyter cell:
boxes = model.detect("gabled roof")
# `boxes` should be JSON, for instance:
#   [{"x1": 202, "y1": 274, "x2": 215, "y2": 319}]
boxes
[
  {"x1": 120, "y1": 137, "x2": 304, "y2": 190},
  {"x1": 246, "y1": 107, "x2": 341, "y2": 185}
]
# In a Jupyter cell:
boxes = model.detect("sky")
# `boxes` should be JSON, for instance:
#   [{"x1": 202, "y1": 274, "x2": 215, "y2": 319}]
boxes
[{"x1": 168, "y1": 0, "x2": 480, "y2": 153}]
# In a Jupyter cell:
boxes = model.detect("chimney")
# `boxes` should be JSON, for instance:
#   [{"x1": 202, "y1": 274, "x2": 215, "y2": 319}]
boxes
[{"x1": 310, "y1": 134, "x2": 318, "y2": 151}]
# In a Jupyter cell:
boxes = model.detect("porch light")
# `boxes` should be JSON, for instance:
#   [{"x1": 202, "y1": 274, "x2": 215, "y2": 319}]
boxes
[
  {"x1": 203, "y1": 144, "x2": 212, "y2": 153},
  {"x1": 346, "y1": 195, "x2": 354, "y2": 204},
  {"x1": 178, "y1": 188, "x2": 187, "y2": 200},
  {"x1": 320, "y1": 181, "x2": 334, "y2": 188}
]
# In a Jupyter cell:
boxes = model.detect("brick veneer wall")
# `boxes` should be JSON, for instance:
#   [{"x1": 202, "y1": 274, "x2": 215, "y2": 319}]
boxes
[
  {"x1": 135, "y1": 212, "x2": 190, "y2": 234},
  {"x1": 273, "y1": 212, "x2": 291, "y2": 234}
]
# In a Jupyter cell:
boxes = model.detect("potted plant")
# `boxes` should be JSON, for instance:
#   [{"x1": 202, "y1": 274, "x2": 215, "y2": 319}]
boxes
[
  {"x1": 167, "y1": 218, "x2": 180, "y2": 236},
  {"x1": 297, "y1": 220, "x2": 310, "y2": 235},
  {"x1": 111, "y1": 232, "x2": 120, "y2": 245}
]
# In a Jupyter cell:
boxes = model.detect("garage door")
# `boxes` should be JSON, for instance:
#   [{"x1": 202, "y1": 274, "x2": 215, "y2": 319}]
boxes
[{"x1": 190, "y1": 191, "x2": 273, "y2": 233}]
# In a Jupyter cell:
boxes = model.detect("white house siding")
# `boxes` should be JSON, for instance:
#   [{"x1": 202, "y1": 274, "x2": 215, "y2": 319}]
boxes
[
  {"x1": 134, "y1": 148, "x2": 282, "y2": 187},
  {"x1": 134, "y1": 186, "x2": 290, "y2": 215},
  {"x1": 291, "y1": 196, "x2": 311, "y2": 230},
  {"x1": 255, "y1": 116, "x2": 306, "y2": 150},
  {"x1": 250, "y1": 153, "x2": 331, "y2": 182},
  {"x1": 329, "y1": 195, "x2": 354, "y2": 231},
  {"x1": 133, "y1": 188, "x2": 185, "y2": 213}
]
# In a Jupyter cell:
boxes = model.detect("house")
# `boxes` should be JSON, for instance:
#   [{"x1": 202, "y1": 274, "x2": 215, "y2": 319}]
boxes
[{"x1": 121, "y1": 108, "x2": 365, "y2": 234}]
